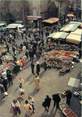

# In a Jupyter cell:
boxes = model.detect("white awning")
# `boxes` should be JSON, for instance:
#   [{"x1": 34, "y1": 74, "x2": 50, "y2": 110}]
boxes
[
  {"x1": 48, "y1": 32, "x2": 68, "y2": 40},
  {"x1": 71, "y1": 28, "x2": 82, "y2": 35},
  {"x1": 66, "y1": 33, "x2": 81, "y2": 44},
  {"x1": 61, "y1": 23, "x2": 80, "y2": 32},
  {"x1": 0, "y1": 23, "x2": 6, "y2": 26},
  {"x1": 6, "y1": 23, "x2": 24, "y2": 29}
]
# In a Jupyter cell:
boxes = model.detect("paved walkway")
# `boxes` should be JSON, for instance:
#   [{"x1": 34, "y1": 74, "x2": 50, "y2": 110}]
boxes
[{"x1": 0, "y1": 62, "x2": 81, "y2": 117}]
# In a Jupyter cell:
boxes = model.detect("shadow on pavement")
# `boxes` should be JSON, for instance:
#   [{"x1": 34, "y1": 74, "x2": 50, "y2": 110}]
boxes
[{"x1": 29, "y1": 88, "x2": 40, "y2": 96}]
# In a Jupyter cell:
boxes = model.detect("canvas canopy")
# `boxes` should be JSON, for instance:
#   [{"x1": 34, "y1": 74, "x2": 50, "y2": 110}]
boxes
[
  {"x1": 67, "y1": 13, "x2": 75, "y2": 17},
  {"x1": 70, "y1": 21, "x2": 81, "y2": 25},
  {"x1": 71, "y1": 29, "x2": 82, "y2": 35},
  {"x1": 43, "y1": 17, "x2": 59, "y2": 24},
  {"x1": 27, "y1": 16, "x2": 42, "y2": 20},
  {"x1": 6, "y1": 23, "x2": 24, "y2": 29},
  {"x1": 0, "y1": 23, "x2": 6, "y2": 27},
  {"x1": 61, "y1": 23, "x2": 80, "y2": 32},
  {"x1": 66, "y1": 33, "x2": 81, "y2": 44},
  {"x1": 48, "y1": 32, "x2": 68, "y2": 40}
]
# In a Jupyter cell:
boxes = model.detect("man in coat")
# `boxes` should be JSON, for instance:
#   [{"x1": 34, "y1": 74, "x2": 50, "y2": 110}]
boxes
[
  {"x1": 65, "y1": 90, "x2": 72, "y2": 106},
  {"x1": 42, "y1": 95, "x2": 51, "y2": 112},
  {"x1": 52, "y1": 93, "x2": 61, "y2": 109},
  {"x1": 31, "y1": 61, "x2": 35, "y2": 75}
]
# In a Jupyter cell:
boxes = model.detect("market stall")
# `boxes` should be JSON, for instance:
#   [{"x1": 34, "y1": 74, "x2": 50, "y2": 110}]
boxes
[
  {"x1": 43, "y1": 17, "x2": 59, "y2": 24},
  {"x1": 60, "y1": 103, "x2": 78, "y2": 117},
  {"x1": 66, "y1": 33, "x2": 81, "y2": 45},
  {"x1": 60, "y1": 23, "x2": 80, "y2": 32},
  {"x1": 67, "y1": 13, "x2": 76, "y2": 21},
  {"x1": 42, "y1": 17, "x2": 59, "y2": 30},
  {"x1": 48, "y1": 31, "x2": 69, "y2": 41},
  {"x1": 67, "y1": 13, "x2": 75, "y2": 18},
  {"x1": 68, "y1": 77, "x2": 80, "y2": 88},
  {"x1": 71, "y1": 28, "x2": 82, "y2": 35},
  {"x1": 43, "y1": 50, "x2": 79, "y2": 74},
  {"x1": 27, "y1": 15, "x2": 42, "y2": 29},
  {"x1": 27, "y1": 16, "x2": 42, "y2": 21}
]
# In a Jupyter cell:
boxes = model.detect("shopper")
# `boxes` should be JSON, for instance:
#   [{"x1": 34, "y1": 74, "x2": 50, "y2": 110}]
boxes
[
  {"x1": 24, "y1": 100, "x2": 33, "y2": 117},
  {"x1": 31, "y1": 61, "x2": 35, "y2": 75},
  {"x1": 34, "y1": 75, "x2": 40, "y2": 91},
  {"x1": 10, "y1": 99, "x2": 21, "y2": 116},
  {"x1": 43, "y1": 59, "x2": 47, "y2": 71},
  {"x1": 6, "y1": 69, "x2": 13, "y2": 86},
  {"x1": 52, "y1": 93, "x2": 61, "y2": 109},
  {"x1": 42, "y1": 95, "x2": 51, "y2": 112},
  {"x1": 36, "y1": 61, "x2": 40, "y2": 76},
  {"x1": 65, "y1": 90, "x2": 72, "y2": 106},
  {"x1": 28, "y1": 96, "x2": 35, "y2": 113}
]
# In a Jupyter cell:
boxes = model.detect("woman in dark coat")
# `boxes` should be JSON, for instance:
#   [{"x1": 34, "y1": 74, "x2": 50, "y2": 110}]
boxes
[{"x1": 42, "y1": 95, "x2": 51, "y2": 112}]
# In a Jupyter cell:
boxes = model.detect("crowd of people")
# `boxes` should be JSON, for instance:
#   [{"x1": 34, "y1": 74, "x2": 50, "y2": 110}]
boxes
[
  {"x1": 9, "y1": 89, "x2": 72, "y2": 117},
  {"x1": 0, "y1": 18, "x2": 81, "y2": 117},
  {"x1": 42, "y1": 90, "x2": 72, "y2": 112}
]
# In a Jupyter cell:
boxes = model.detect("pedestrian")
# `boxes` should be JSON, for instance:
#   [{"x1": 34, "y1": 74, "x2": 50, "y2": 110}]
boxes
[
  {"x1": 28, "y1": 96, "x2": 35, "y2": 113},
  {"x1": 17, "y1": 91, "x2": 25, "y2": 103},
  {"x1": 24, "y1": 100, "x2": 33, "y2": 117},
  {"x1": 0, "y1": 83, "x2": 5, "y2": 94},
  {"x1": 25, "y1": 50, "x2": 29, "y2": 59},
  {"x1": 42, "y1": 95, "x2": 51, "y2": 112},
  {"x1": 31, "y1": 61, "x2": 35, "y2": 75},
  {"x1": 52, "y1": 93, "x2": 61, "y2": 109},
  {"x1": 64, "y1": 90, "x2": 72, "y2": 106},
  {"x1": 36, "y1": 61, "x2": 40, "y2": 76},
  {"x1": 34, "y1": 75, "x2": 40, "y2": 91},
  {"x1": 18, "y1": 83, "x2": 25, "y2": 95},
  {"x1": 18, "y1": 77, "x2": 24, "y2": 87},
  {"x1": 43, "y1": 59, "x2": 47, "y2": 71},
  {"x1": 6, "y1": 69, "x2": 13, "y2": 86},
  {"x1": 2, "y1": 71, "x2": 8, "y2": 94},
  {"x1": 10, "y1": 99, "x2": 21, "y2": 116}
]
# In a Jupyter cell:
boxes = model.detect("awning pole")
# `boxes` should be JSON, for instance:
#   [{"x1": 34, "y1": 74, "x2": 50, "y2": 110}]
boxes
[{"x1": 81, "y1": 0, "x2": 82, "y2": 19}]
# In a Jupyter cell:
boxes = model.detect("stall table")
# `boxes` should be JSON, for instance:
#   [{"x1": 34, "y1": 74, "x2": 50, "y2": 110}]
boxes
[{"x1": 60, "y1": 103, "x2": 78, "y2": 117}]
